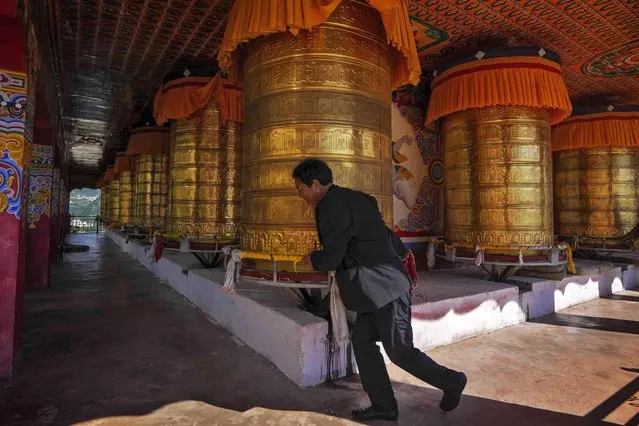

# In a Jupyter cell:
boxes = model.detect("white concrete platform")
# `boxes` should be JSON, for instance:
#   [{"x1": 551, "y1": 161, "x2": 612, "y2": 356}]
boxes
[{"x1": 106, "y1": 230, "x2": 639, "y2": 388}]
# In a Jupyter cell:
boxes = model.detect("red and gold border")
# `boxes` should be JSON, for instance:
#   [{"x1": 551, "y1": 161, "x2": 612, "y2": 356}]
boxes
[
  {"x1": 552, "y1": 111, "x2": 639, "y2": 152},
  {"x1": 126, "y1": 126, "x2": 170, "y2": 156}
]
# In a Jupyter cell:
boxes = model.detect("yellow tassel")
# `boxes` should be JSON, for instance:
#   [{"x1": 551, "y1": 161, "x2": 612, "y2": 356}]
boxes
[{"x1": 558, "y1": 243, "x2": 576, "y2": 275}]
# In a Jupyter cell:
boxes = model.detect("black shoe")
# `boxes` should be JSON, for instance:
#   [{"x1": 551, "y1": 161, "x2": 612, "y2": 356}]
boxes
[
  {"x1": 439, "y1": 372, "x2": 467, "y2": 412},
  {"x1": 352, "y1": 405, "x2": 399, "y2": 421}
]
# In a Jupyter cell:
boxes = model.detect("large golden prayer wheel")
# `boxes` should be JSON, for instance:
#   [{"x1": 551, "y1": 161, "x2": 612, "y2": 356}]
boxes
[
  {"x1": 426, "y1": 49, "x2": 572, "y2": 264},
  {"x1": 165, "y1": 79, "x2": 242, "y2": 243},
  {"x1": 553, "y1": 107, "x2": 639, "y2": 250},
  {"x1": 102, "y1": 168, "x2": 113, "y2": 225},
  {"x1": 442, "y1": 107, "x2": 554, "y2": 253},
  {"x1": 127, "y1": 126, "x2": 170, "y2": 232},
  {"x1": 241, "y1": 0, "x2": 393, "y2": 270},
  {"x1": 108, "y1": 169, "x2": 120, "y2": 227},
  {"x1": 114, "y1": 152, "x2": 135, "y2": 228},
  {"x1": 119, "y1": 171, "x2": 134, "y2": 227}
]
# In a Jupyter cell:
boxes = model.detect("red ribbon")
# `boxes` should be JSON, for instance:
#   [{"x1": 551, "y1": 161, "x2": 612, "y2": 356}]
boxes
[
  {"x1": 154, "y1": 234, "x2": 164, "y2": 262},
  {"x1": 403, "y1": 250, "x2": 418, "y2": 291}
]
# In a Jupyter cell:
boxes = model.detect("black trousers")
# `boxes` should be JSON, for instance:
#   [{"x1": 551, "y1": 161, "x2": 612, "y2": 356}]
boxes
[{"x1": 352, "y1": 291, "x2": 459, "y2": 411}]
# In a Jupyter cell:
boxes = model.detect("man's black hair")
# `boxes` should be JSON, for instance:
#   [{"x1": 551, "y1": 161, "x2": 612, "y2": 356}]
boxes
[{"x1": 292, "y1": 158, "x2": 333, "y2": 186}]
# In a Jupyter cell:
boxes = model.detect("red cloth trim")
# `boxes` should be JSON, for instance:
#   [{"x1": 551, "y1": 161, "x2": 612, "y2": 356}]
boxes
[
  {"x1": 394, "y1": 230, "x2": 430, "y2": 237},
  {"x1": 432, "y1": 62, "x2": 561, "y2": 90}
]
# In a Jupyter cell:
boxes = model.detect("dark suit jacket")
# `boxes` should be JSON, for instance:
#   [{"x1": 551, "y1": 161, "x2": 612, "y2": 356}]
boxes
[{"x1": 310, "y1": 185, "x2": 411, "y2": 312}]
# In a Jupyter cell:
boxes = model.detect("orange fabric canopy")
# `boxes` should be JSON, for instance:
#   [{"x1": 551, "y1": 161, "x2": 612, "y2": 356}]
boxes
[
  {"x1": 114, "y1": 152, "x2": 135, "y2": 174},
  {"x1": 126, "y1": 127, "x2": 170, "y2": 156},
  {"x1": 217, "y1": 0, "x2": 420, "y2": 89},
  {"x1": 552, "y1": 111, "x2": 639, "y2": 152},
  {"x1": 153, "y1": 73, "x2": 244, "y2": 126},
  {"x1": 426, "y1": 56, "x2": 573, "y2": 125},
  {"x1": 104, "y1": 166, "x2": 115, "y2": 182}
]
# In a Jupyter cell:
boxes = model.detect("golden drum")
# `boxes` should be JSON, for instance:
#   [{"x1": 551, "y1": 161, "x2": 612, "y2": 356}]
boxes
[
  {"x1": 109, "y1": 178, "x2": 120, "y2": 226},
  {"x1": 442, "y1": 107, "x2": 553, "y2": 251},
  {"x1": 100, "y1": 184, "x2": 108, "y2": 222},
  {"x1": 241, "y1": 0, "x2": 393, "y2": 259},
  {"x1": 103, "y1": 182, "x2": 111, "y2": 224},
  {"x1": 554, "y1": 147, "x2": 639, "y2": 238},
  {"x1": 118, "y1": 171, "x2": 134, "y2": 226},
  {"x1": 133, "y1": 153, "x2": 169, "y2": 230},
  {"x1": 166, "y1": 100, "x2": 242, "y2": 240}
]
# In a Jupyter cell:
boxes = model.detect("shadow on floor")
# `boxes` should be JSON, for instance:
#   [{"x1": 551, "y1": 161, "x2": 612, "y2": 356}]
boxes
[
  {"x1": 602, "y1": 294, "x2": 639, "y2": 303},
  {"x1": 0, "y1": 234, "x2": 628, "y2": 425},
  {"x1": 1, "y1": 377, "x2": 615, "y2": 426},
  {"x1": 532, "y1": 313, "x2": 639, "y2": 335},
  {"x1": 582, "y1": 375, "x2": 639, "y2": 425}
]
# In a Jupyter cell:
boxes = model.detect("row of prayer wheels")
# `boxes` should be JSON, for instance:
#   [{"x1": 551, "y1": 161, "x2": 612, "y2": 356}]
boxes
[
  {"x1": 553, "y1": 106, "x2": 639, "y2": 250},
  {"x1": 96, "y1": 0, "x2": 638, "y2": 272}
]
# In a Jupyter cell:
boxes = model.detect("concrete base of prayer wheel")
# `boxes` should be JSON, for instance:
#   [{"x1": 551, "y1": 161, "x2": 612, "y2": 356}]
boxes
[
  {"x1": 239, "y1": 267, "x2": 328, "y2": 284},
  {"x1": 442, "y1": 106, "x2": 555, "y2": 264},
  {"x1": 162, "y1": 238, "x2": 238, "y2": 251},
  {"x1": 554, "y1": 147, "x2": 639, "y2": 252},
  {"x1": 239, "y1": 0, "x2": 393, "y2": 275}
]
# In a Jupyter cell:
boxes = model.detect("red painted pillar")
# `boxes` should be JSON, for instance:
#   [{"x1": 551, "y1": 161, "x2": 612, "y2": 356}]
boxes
[
  {"x1": 0, "y1": 9, "x2": 29, "y2": 378},
  {"x1": 25, "y1": 133, "x2": 54, "y2": 289}
]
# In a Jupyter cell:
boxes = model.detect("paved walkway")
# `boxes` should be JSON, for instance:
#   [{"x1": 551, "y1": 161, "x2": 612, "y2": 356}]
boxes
[{"x1": 1, "y1": 234, "x2": 637, "y2": 425}]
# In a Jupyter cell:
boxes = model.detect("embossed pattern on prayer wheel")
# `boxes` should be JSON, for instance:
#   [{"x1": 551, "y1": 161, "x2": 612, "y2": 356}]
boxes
[
  {"x1": 554, "y1": 147, "x2": 639, "y2": 238},
  {"x1": 109, "y1": 179, "x2": 120, "y2": 226},
  {"x1": 241, "y1": 0, "x2": 393, "y2": 258},
  {"x1": 119, "y1": 170, "x2": 134, "y2": 226},
  {"x1": 442, "y1": 107, "x2": 553, "y2": 251},
  {"x1": 102, "y1": 182, "x2": 110, "y2": 224},
  {"x1": 166, "y1": 100, "x2": 242, "y2": 241},
  {"x1": 133, "y1": 153, "x2": 169, "y2": 230}
]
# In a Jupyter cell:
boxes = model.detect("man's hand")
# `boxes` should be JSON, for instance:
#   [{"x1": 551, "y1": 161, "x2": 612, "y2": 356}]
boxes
[{"x1": 302, "y1": 251, "x2": 314, "y2": 265}]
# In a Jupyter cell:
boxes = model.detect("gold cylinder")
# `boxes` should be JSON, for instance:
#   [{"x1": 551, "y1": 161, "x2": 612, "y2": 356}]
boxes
[
  {"x1": 99, "y1": 184, "x2": 108, "y2": 221},
  {"x1": 133, "y1": 153, "x2": 169, "y2": 230},
  {"x1": 442, "y1": 107, "x2": 553, "y2": 252},
  {"x1": 103, "y1": 182, "x2": 111, "y2": 224},
  {"x1": 241, "y1": 0, "x2": 393, "y2": 262},
  {"x1": 119, "y1": 170, "x2": 134, "y2": 227},
  {"x1": 166, "y1": 100, "x2": 242, "y2": 241},
  {"x1": 554, "y1": 147, "x2": 639, "y2": 239},
  {"x1": 109, "y1": 178, "x2": 120, "y2": 226}
]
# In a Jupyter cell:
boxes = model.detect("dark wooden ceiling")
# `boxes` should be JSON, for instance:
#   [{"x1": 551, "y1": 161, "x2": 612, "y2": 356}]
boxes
[
  {"x1": 36, "y1": 0, "x2": 638, "y2": 187},
  {"x1": 43, "y1": 0, "x2": 231, "y2": 186}
]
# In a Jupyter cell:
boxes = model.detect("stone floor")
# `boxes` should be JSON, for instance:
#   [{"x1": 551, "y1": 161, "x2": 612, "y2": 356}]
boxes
[{"x1": 1, "y1": 234, "x2": 637, "y2": 425}]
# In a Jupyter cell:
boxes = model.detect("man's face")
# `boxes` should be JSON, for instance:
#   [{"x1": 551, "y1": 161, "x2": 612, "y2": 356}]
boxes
[{"x1": 295, "y1": 178, "x2": 320, "y2": 206}]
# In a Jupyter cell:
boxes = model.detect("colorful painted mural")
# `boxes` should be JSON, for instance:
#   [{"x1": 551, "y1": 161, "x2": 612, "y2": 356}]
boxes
[
  {"x1": 0, "y1": 70, "x2": 28, "y2": 220},
  {"x1": 26, "y1": 144, "x2": 53, "y2": 227},
  {"x1": 391, "y1": 85, "x2": 444, "y2": 250}
]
